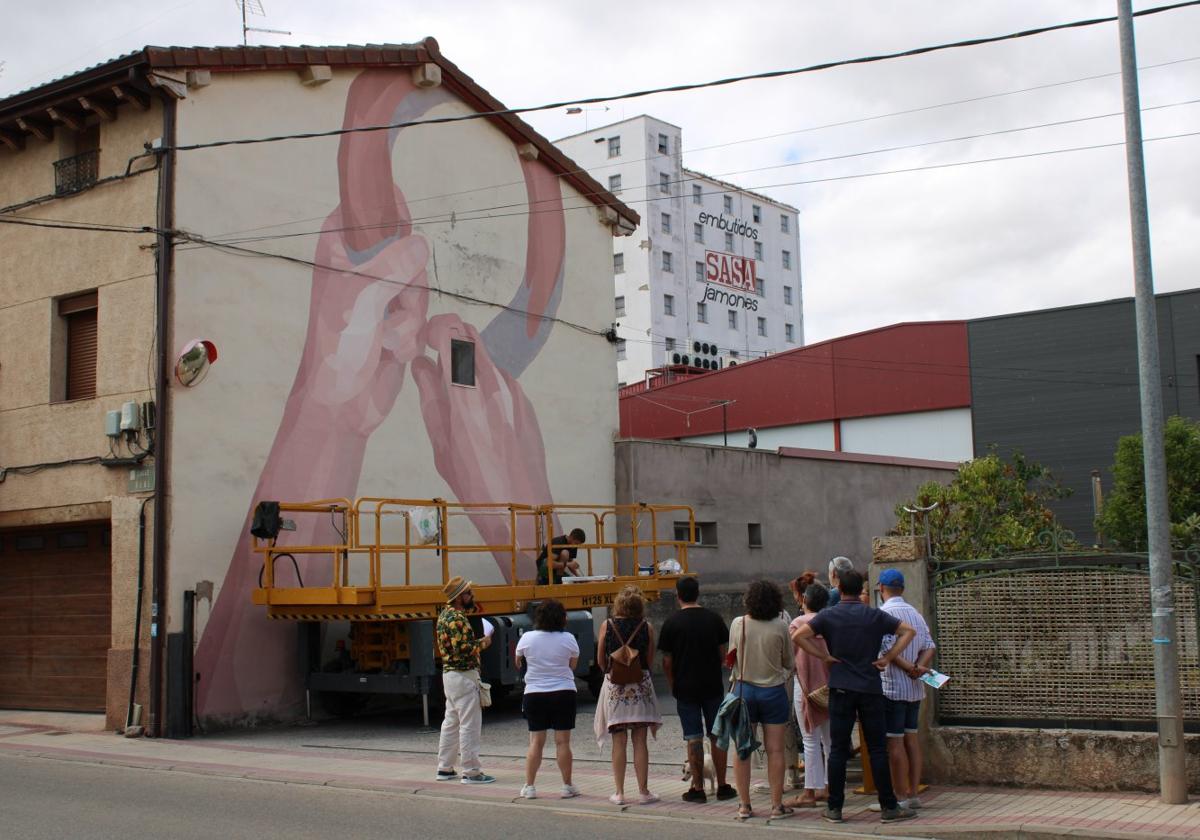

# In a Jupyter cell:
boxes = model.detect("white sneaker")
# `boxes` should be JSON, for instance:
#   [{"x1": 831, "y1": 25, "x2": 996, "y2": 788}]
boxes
[
  {"x1": 561, "y1": 784, "x2": 581, "y2": 799},
  {"x1": 902, "y1": 797, "x2": 922, "y2": 809},
  {"x1": 520, "y1": 784, "x2": 537, "y2": 799},
  {"x1": 867, "y1": 802, "x2": 882, "y2": 812}
]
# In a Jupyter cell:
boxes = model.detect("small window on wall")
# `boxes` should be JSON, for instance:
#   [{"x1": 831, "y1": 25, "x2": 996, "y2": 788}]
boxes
[
  {"x1": 692, "y1": 184, "x2": 702, "y2": 205},
  {"x1": 58, "y1": 291, "x2": 98, "y2": 401},
  {"x1": 782, "y1": 250, "x2": 792, "y2": 269},
  {"x1": 661, "y1": 212, "x2": 671, "y2": 234},
  {"x1": 660, "y1": 172, "x2": 670, "y2": 194},
  {"x1": 665, "y1": 337, "x2": 675, "y2": 351},
  {"x1": 697, "y1": 302, "x2": 708, "y2": 323},
  {"x1": 451, "y1": 339, "x2": 475, "y2": 386},
  {"x1": 783, "y1": 285, "x2": 793, "y2": 305},
  {"x1": 608, "y1": 136, "x2": 621, "y2": 158},
  {"x1": 676, "y1": 521, "x2": 717, "y2": 545},
  {"x1": 616, "y1": 339, "x2": 627, "y2": 361},
  {"x1": 785, "y1": 323, "x2": 795, "y2": 343},
  {"x1": 615, "y1": 295, "x2": 626, "y2": 317},
  {"x1": 752, "y1": 205, "x2": 761, "y2": 223},
  {"x1": 723, "y1": 195, "x2": 733, "y2": 214},
  {"x1": 748, "y1": 523, "x2": 763, "y2": 548},
  {"x1": 662, "y1": 251, "x2": 673, "y2": 272},
  {"x1": 614, "y1": 253, "x2": 625, "y2": 274},
  {"x1": 693, "y1": 222, "x2": 703, "y2": 243},
  {"x1": 754, "y1": 241, "x2": 763, "y2": 260},
  {"x1": 658, "y1": 133, "x2": 669, "y2": 154},
  {"x1": 608, "y1": 174, "x2": 622, "y2": 193},
  {"x1": 757, "y1": 317, "x2": 767, "y2": 337},
  {"x1": 728, "y1": 310, "x2": 738, "y2": 330},
  {"x1": 695, "y1": 261, "x2": 704, "y2": 283},
  {"x1": 724, "y1": 232, "x2": 734, "y2": 251},
  {"x1": 663, "y1": 294, "x2": 674, "y2": 316},
  {"x1": 755, "y1": 277, "x2": 765, "y2": 296},
  {"x1": 781, "y1": 214, "x2": 790, "y2": 233}
]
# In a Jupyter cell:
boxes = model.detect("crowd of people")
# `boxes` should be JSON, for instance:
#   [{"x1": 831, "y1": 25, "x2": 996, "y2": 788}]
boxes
[{"x1": 432, "y1": 558, "x2": 937, "y2": 824}]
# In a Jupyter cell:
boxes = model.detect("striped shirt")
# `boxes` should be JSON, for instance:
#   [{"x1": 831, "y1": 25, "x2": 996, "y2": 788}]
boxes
[{"x1": 878, "y1": 596, "x2": 936, "y2": 702}]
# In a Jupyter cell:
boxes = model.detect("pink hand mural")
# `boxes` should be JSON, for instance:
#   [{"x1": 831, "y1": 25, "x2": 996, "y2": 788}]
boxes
[{"x1": 194, "y1": 68, "x2": 569, "y2": 720}]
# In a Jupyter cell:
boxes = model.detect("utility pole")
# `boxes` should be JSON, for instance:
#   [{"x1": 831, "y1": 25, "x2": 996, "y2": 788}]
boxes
[{"x1": 1116, "y1": 0, "x2": 1187, "y2": 804}]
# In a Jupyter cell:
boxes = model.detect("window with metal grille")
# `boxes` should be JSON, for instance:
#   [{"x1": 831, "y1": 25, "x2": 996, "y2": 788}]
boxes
[
  {"x1": 757, "y1": 317, "x2": 767, "y2": 337},
  {"x1": 661, "y1": 212, "x2": 671, "y2": 234},
  {"x1": 663, "y1": 294, "x2": 674, "y2": 316},
  {"x1": 755, "y1": 277, "x2": 765, "y2": 296},
  {"x1": 53, "y1": 124, "x2": 100, "y2": 196},
  {"x1": 60, "y1": 291, "x2": 98, "y2": 400},
  {"x1": 662, "y1": 251, "x2": 672, "y2": 272},
  {"x1": 607, "y1": 136, "x2": 621, "y2": 158},
  {"x1": 608, "y1": 173, "x2": 622, "y2": 193},
  {"x1": 659, "y1": 172, "x2": 670, "y2": 194}
]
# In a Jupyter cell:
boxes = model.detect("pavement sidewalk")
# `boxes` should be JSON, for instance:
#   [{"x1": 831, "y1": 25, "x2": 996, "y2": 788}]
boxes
[{"x1": 1, "y1": 712, "x2": 1198, "y2": 838}]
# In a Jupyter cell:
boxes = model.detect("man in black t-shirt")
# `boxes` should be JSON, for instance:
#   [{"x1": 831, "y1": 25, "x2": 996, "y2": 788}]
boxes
[
  {"x1": 658, "y1": 576, "x2": 735, "y2": 803},
  {"x1": 535, "y1": 528, "x2": 585, "y2": 584},
  {"x1": 794, "y1": 569, "x2": 917, "y2": 825}
]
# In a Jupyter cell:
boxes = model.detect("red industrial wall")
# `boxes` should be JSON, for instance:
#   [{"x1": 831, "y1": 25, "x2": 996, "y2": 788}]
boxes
[{"x1": 618, "y1": 321, "x2": 970, "y2": 440}]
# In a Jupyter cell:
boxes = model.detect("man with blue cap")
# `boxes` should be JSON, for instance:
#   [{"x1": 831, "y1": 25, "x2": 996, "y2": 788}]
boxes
[{"x1": 874, "y1": 568, "x2": 937, "y2": 811}]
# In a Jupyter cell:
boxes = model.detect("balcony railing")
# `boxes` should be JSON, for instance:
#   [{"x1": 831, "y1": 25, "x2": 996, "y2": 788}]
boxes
[{"x1": 53, "y1": 149, "x2": 100, "y2": 196}]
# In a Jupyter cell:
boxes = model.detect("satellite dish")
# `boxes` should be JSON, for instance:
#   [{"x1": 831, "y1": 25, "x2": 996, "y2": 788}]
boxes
[
  {"x1": 747, "y1": 428, "x2": 758, "y2": 449},
  {"x1": 175, "y1": 339, "x2": 218, "y2": 387}
]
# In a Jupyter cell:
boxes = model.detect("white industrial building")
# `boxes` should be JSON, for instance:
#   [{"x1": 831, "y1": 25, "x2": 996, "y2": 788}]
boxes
[{"x1": 555, "y1": 115, "x2": 804, "y2": 385}]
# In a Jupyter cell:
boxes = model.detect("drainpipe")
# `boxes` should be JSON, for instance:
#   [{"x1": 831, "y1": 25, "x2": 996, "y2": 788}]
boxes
[
  {"x1": 149, "y1": 92, "x2": 177, "y2": 738},
  {"x1": 125, "y1": 497, "x2": 151, "y2": 730}
]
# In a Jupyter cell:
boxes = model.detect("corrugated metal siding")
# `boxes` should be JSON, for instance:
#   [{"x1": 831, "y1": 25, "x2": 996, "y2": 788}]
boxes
[{"x1": 968, "y1": 291, "x2": 1200, "y2": 545}]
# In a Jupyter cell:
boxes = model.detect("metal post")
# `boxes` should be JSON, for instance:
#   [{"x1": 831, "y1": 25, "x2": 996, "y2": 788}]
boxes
[{"x1": 1116, "y1": 0, "x2": 1187, "y2": 804}]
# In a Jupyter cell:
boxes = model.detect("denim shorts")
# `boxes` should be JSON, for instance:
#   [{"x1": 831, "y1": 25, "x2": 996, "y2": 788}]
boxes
[
  {"x1": 732, "y1": 681, "x2": 790, "y2": 725},
  {"x1": 676, "y1": 694, "x2": 721, "y2": 741},
  {"x1": 884, "y1": 698, "x2": 921, "y2": 737}
]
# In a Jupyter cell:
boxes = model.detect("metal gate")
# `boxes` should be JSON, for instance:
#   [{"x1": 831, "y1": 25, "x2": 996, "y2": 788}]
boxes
[{"x1": 930, "y1": 540, "x2": 1200, "y2": 730}]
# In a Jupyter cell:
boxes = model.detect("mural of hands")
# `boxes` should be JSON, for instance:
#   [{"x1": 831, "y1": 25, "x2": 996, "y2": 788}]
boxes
[{"x1": 411, "y1": 314, "x2": 553, "y2": 582}]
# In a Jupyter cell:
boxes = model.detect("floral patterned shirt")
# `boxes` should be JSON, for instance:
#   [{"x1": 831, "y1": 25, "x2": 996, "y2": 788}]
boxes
[{"x1": 436, "y1": 605, "x2": 482, "y2": 672}]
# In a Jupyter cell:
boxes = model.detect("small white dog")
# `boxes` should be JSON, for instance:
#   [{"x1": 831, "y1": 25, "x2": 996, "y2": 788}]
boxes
[{"x1": 680, "y1": 740, "x2": 717, "y2": 794}]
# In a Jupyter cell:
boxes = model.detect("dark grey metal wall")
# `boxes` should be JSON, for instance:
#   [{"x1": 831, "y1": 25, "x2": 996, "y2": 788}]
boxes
[{"x1": 968, "y1": 290, "x2": 1200, "y2": 545}]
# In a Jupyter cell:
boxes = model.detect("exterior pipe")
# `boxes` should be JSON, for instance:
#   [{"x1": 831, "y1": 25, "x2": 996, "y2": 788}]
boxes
[
  {"x1": 149, "y1": 92, "x2": 177, "y2": 738},
  {"x1": 125, "y1": 496, "x2": 150, "y2": 730}
]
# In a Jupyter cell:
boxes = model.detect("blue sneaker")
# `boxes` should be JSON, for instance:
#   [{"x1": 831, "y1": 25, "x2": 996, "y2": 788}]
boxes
[{"x1": 461, "y1": 772, "x2": 496, "y2": 785}]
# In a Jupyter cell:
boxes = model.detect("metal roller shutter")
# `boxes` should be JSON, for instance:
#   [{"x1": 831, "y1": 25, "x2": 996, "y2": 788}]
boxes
[{"x1": 0, "y1": 523, "x2": 111, "y2": 712}]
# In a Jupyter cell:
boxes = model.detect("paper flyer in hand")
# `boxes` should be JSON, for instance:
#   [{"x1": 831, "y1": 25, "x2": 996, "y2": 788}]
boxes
[
  {"x1": 920, "y1": 669, "x2": 950, "y2": 689},
  {"x1": 481, "y1": 618, "x2": 495, "y2": 638}
]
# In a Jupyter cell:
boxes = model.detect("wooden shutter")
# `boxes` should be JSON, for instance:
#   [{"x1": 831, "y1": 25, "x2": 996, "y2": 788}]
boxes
[{"x1": 61, "y1": 292, "x2": 98, "y2": 400}]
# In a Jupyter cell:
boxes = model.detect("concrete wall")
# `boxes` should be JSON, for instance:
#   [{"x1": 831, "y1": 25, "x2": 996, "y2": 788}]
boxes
[
  {"x1": 0, "y1": 100, "x2": 163, "y2": 730},
  {"x1": 166, "y1": 67, "x2": 623, "y2": 724},
  {"x1": 615, "y1": 439, "x2": 956, "y2": 587}
]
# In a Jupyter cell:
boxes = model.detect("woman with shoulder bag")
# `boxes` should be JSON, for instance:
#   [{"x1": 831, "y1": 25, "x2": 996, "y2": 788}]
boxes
[
  {"x1": 728, "y1": 580, "x2": 795, "y2": 821},
  {"x1": 593, "y1": 585, "x2": 663, "y2": 805},
  {"x1": 786, "y1": 575, "x2": 833, "y2": 808}
]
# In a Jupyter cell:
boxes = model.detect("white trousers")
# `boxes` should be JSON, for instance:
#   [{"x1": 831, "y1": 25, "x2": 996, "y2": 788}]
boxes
[
  {"x1": 794, "y1": 675, "x2": 832, "y2": 790},
  {"x1": 437, "y1": 669, "x2": 482, "y2": 775}
]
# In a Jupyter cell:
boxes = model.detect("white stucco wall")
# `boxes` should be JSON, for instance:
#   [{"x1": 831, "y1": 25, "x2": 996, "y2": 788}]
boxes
[{"x1": 841, "y1": 408, "x2": 973, "y2": 462}]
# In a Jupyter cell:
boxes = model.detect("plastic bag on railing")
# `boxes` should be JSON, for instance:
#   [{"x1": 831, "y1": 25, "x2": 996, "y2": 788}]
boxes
[
  {"x1": 658, "y1": 558, "x2": 682, "y2": 575},
  {"x1": 407, "y1": 507, "x2": 440, "y2": 545}
]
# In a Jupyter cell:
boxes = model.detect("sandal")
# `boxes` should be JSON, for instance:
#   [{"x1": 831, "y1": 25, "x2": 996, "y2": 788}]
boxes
[
  {"x1": 736, "y1": 803, "x2": 754, "y2": 821},
  {"x1": 770, "y1": 805, "x2": 795, "y2": 820},
  {"x1": 784, "y1": 795, "x2": 817, "y2": 808}
]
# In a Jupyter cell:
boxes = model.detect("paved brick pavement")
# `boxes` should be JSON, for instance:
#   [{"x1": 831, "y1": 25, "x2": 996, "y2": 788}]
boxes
[{"x1": 1, "y1": 713, "x2": 1197, "y2": 838}]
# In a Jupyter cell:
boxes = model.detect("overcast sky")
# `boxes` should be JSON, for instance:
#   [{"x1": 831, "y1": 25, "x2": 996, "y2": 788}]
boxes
[{"x1": 4, "y1": 0, "x2": 1198, "y2": 342}]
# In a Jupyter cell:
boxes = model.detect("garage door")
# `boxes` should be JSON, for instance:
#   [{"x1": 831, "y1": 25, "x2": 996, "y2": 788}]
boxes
[{"x1": 0, "y1": 523, "x2": 111, "y2": 712}]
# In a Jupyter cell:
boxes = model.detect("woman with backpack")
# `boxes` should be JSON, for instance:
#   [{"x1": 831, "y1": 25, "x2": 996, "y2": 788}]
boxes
[{"x1": 594, "y1": 584, "x2": 662, "y2": 805}]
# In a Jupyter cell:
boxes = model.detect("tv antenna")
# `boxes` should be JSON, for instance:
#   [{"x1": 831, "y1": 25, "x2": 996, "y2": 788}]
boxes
[{"x1": 234, "y1": 0, "x2": 291, "y2": 46}]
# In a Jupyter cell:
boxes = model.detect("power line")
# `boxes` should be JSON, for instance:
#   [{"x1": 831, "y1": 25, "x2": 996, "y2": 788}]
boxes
[
  {"x1": 163, "y1": 1, "x2": 1200, "y2": 154},
  {"x1": 194, "y1": 53, "x2": 1200, "y2": 242}
]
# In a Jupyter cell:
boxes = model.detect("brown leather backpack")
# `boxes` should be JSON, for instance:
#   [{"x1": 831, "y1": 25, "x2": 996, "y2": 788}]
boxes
[{"x1": 607, "y1": 619, "x2": 646, "y2": 685}]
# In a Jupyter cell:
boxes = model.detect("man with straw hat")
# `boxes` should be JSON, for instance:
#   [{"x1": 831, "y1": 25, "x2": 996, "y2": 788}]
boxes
[{"x1": 435, "y1": 576, "x2": 495, "y2": 785}]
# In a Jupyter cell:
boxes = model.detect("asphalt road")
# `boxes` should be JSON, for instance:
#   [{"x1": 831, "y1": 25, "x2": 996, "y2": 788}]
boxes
[{"x1": 1, "y1": 753, "x2": 834, "y2": 840}]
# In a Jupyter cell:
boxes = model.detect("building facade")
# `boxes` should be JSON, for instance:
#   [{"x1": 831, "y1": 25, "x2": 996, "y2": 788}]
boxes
[
  {"x1": 554, "y1": 115, "x2": 804, "y2": 385},
  {"x1": 0, "y1": 40, "x2": 636, "y2": 729}
]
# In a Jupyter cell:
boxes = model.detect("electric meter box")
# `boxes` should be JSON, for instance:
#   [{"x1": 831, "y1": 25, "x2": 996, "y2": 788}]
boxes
[
  {"x1": 120, "y1": 401, "x2": 141, "y2": 431},
  {"x1": 105, "y1": 410, "x2": 121, "y2": 438}
]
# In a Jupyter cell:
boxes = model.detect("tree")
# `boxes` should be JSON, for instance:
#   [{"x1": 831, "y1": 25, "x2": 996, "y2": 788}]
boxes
[
  {"x1": 892, "y1": 450, "x2": 1074, "y2": 561},
  {"x1": 1094, "y1": 415, "x2": 1200, "y2": 551}
]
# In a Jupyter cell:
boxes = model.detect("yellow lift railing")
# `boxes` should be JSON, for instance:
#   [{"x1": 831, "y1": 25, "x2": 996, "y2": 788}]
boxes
[{"x1": 251, "y1": 498, "x2": 694, "y2": 621}]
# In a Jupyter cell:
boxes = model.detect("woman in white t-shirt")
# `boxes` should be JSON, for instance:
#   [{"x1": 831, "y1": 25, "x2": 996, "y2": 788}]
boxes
[{"x1": 515, "y1": 598, "x2": 580, "y2": 800}]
